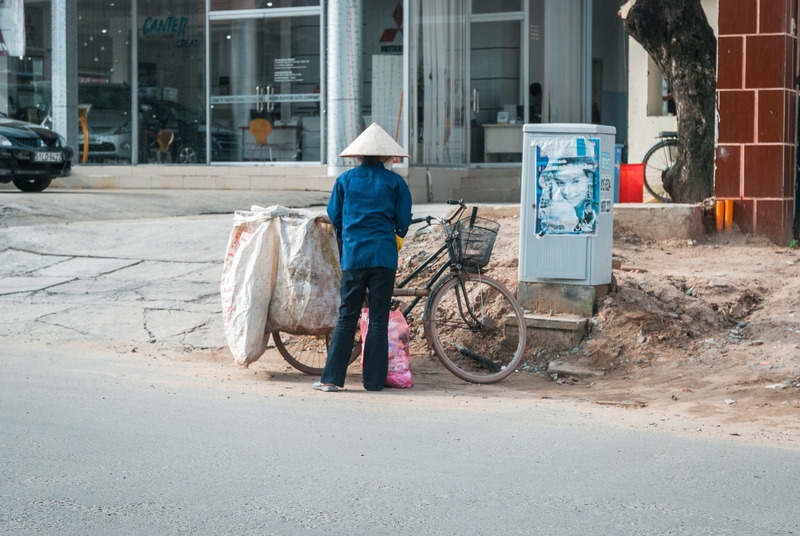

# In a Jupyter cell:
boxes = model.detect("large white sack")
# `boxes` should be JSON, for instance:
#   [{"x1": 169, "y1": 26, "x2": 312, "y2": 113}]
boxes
[
  {"x1": 221, "y1": 206, "x2": 341, "y2": 366},
  {"x1": 268, "y1": 211, "x2": 341, "y2": 335}
]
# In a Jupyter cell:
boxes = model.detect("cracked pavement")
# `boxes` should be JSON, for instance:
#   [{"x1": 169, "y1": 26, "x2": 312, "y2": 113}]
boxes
[{"x1": 0, "y1": 189, "x2": 329, "y2": 356}]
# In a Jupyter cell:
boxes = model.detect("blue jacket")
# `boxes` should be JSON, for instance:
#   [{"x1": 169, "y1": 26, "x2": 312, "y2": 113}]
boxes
[{"x1": 327, "y1": 162, "x2": 413, "y2": 271}]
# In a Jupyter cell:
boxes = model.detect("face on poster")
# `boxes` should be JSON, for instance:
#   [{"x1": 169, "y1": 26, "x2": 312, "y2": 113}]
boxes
[{"x1": 534, "y1": 139, "x2": 600, "y2": 236}]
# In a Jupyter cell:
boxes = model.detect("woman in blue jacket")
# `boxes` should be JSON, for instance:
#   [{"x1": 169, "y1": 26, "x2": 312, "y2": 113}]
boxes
[{"x1": 313, "y1": 123, "x2": 413, "y2": 392}]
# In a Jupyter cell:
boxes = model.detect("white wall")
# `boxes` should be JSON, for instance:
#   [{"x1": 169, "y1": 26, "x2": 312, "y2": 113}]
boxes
[{"x1": 627, "y1": 0, "x2": 717, "y2": 164}]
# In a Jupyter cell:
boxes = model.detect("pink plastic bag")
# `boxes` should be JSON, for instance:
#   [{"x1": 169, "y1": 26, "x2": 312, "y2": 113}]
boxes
[{"x1": 359, "y1": 308, "x2": 414, "y2": 389}]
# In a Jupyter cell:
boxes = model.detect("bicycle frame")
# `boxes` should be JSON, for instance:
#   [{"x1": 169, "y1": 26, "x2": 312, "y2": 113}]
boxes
[
  {"x1": 272, "y1": 200, "x2": 525, "y2": 383},
  {"x1": 393, "y1": 202, "x2": 487, "y2": 330}
]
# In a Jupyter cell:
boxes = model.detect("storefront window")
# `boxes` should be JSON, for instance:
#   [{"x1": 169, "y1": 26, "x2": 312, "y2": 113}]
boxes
[
  {"x1": 0, "y1": 1, "x2": 51, "y2": 125},
  {"x1": 470, "y1": 18, "x2": 523, "y2": 163},
  {"x1": 138, "y1": 0, "x2": 206, "y2": 163},
  {"x1": 472, "y1": 0, "x2": 521, "y2": 15},
  {"x1": 210, "y1": 0, "x2": 319, "y2": 11},
  {"x1": 77, "y1": 0, "x2": 132, "y2": 163},
  {"x1": 411, "y1": 0, "x2": 468, "y2": 165},
  {"x1": 362, "y1": 1, "x2": 404, "y2": 140},
  {"x1": 209, "y1": 13, "x2": 321, "y2": 163}
]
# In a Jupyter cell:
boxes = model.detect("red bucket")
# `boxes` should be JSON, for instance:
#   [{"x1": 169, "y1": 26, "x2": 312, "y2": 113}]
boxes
[{"x1": 619, "y1": 163, "x2": 645, "y2": 203}]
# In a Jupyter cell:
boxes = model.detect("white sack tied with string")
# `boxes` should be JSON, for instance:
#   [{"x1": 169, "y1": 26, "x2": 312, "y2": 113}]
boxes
[{"x1": 221, "y1": 205, "x2": 341, "y2": 366}]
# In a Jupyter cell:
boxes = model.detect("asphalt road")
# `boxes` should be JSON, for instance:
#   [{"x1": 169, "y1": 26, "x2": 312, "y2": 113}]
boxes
[
  {"x1": 2, "y1": 341, "x2": 799, "y2": 535},
  {"x1": 1, "y1": 189, "x2": 799, "y2": 534}
]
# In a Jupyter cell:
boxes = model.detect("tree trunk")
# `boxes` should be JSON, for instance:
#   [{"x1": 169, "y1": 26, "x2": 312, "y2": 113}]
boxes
[{"x1": 623, "y1": 0, "x2": 716, "y2": 203}]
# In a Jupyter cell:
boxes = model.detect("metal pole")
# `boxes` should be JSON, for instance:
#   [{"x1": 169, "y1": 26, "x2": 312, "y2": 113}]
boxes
[
  {"x1": 523, "y1": 1, "x2": 530, "y2": 125},
  {"x1": 326, "y1": 0, "x2": 362, "y2": 173},
  {"x1": 205, "y1": 0, "x2": 211, "y2": 164},
  {"x1": 320, "y1": 0, "x2": 326, "y2": 164},
  {"x1": 401, "y1": 0, "x2": 409, "y2": 164},
  {"x1": 585, "y1": 0, "x2": 593, "y2": 123},
  {"x1": 131, "y1": 0, "x2": 139, "y2": 164},
  {"x1": 50, "y1": 0, "x2": 78, "y2": 150}
]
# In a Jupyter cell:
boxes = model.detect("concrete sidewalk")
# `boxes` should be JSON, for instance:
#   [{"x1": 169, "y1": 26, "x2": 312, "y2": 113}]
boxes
[
  {"x1": 0, "y1": 187, "x2": 705, "y2": 358},
  {"x1": 0, "y1": 197, "x2": 465, "y2": 355},
  {"x1": 0, "y1": 188, "x2": 330, "y2": 228}
]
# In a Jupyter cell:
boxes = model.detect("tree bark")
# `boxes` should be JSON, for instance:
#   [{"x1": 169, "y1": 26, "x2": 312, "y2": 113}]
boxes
[{"x1": 623, "y1": 0, "x2": 717, "y2": 203}]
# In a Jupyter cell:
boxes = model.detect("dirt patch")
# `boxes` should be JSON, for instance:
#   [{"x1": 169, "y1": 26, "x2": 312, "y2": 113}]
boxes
[
  {"x1": 389, "y1": 206, "x2": 800, "y2": 440},
  {"x1": 105, "y1": 205, "x2": 799, "y2": 445}
]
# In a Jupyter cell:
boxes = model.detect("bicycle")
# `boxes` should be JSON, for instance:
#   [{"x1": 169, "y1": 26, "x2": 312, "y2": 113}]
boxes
[
  {"x1": 642, "y1": 131, "x2": 677, "y2": 203},
  {"x1": 272, "y1": 200, "x2": 528, "y2": 384}
]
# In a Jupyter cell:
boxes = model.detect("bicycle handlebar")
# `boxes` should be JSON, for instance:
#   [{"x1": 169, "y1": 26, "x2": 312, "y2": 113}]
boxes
[{"x1": 410, "y1": 199, "x2": 470, "y2": 232}]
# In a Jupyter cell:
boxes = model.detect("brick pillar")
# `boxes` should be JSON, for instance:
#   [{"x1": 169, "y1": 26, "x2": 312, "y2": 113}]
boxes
[{"x1": 716, "y1": 0, "x2": 798, "y2": 244}]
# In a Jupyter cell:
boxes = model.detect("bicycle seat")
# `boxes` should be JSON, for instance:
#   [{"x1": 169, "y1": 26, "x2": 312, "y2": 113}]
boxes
[{"x1": 658, "y1": 131, "x2": 677, "y2": 138}]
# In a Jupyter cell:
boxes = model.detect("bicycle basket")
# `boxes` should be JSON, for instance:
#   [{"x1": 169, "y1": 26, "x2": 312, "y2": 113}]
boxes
[{"x1": 451, "y1": 216, "x2": 501, "y2": 268}]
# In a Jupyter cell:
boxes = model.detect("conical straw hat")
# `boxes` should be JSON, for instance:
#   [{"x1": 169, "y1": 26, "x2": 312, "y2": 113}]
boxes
[{"x1": 339, "y1": 122, "x2": 410, "y2": 158}]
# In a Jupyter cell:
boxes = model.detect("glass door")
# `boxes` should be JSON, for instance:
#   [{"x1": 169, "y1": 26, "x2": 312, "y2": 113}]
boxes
[
  {"x1": 469, "y1": 4, "x2": 526, "y2": 164},
  {"x1": 208, "y1": 8, "x2": 322, "y2": 163},
  {"x1": 410, "y1": 0, "x2": 469, "y2": 165}
]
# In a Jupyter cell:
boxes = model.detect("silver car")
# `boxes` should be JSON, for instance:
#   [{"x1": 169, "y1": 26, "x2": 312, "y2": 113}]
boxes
[{"x1": 77, "y1": 84, "x2": 133, "y2": 163}]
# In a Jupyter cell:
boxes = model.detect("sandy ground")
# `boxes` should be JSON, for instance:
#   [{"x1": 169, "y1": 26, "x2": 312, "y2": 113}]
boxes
[
  {"x1": 105, "y1": 202, "x2": 798, "y2": 449},
  {"x1": 152, "y1": 204, "x2": 800, "y2": 447},
  {"x1": 3, "y1": 192, "x2": 798, "y2": 448},
  {"x1": 377, "y1": 206, "x2": 800, "y2": 446}
]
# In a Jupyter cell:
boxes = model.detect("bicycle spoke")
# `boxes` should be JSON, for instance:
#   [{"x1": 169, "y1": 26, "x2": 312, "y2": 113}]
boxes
[
  {"x1": 273, "y1": 331, "x2": 360, "y2": 375},
  {"x1": 275, "y1": 333, "x2": 326, "y2": 373},
  {"x1": 428, "y1": 274, "x2": 526, "y2": 383}
]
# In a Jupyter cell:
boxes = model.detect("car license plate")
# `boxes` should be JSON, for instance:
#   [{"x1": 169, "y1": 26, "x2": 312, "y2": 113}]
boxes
[{"x1": 34, "y1": 152, "x2": 63, "y2": 163}]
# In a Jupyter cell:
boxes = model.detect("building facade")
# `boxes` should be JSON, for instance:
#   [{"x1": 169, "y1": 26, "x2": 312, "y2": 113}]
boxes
[
  {"x1": 4, "y1": 0, "x2": 796, "y2": 241},
  {"x1": 0, "y1": 0, "x2": 628, "y2": 200},
  {"x1": 715, "y1": 0, "x2": 799, "y2": 244},
  {"x1": 625, "y1": 0, "x2": 799, "y2": 243}
]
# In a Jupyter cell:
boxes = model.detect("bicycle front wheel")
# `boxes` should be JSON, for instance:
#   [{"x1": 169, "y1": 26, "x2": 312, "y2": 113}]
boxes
[
  {"x1": 426, "y1": 273, "x2": 527, "y2": 384},
  {"x1": 272, "y1": 332, "x2": 360, "y2": 376},
  {"x1": 642, "y1": 139, "x2": 677, "y2": 203}
]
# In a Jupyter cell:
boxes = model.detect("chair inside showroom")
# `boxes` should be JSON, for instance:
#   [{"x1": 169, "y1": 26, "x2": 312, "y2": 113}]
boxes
[
  {"x1": 150, "y1": 129, "x2": 174, "y2": 163},
  {"x1": 248, "y1": 118, "x2": 274, "y2": 161}
]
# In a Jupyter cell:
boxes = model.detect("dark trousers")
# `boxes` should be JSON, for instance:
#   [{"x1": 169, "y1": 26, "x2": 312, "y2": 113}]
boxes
[{"x1": 321, "y1": 267, "x2": 395, "y2": 391}]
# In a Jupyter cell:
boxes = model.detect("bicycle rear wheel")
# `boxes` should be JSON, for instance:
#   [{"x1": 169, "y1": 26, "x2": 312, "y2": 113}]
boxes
[
  {"x1": 272, "y1": 331, "x2": 360, "y2": 375},
  {"x1": 426, "y1": 273, "x2": 526, "y2": 384},
  {"x1": 642, "y1": 139, "x2": 677, "y2": 203}
]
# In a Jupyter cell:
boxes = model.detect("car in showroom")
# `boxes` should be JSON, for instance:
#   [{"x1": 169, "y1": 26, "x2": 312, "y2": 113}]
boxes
[
  {"x1": 75, "y1": 83, "x2": 239, "y2": 163},
  {"x1": 0, "y1": 113, "x2": 73, "y2": 192},
  {"x1": 137, "y1": 96, "x2": 240, "y2": 163},
  {"x1": 76, "y1": 84, "x2": 134, "y2": 162}
]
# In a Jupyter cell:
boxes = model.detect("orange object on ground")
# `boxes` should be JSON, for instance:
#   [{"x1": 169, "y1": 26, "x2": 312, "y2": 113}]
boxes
[
  {"x1": 724, "y1": 199, "x2": 734, "y2": 231},
  {"x1": 619, "y1": 163, "x2": 645, "y2": 203},
  {"x1": 715, "y1": 200, "x2": 725, "y2": 232},
  {"x1": 78, "y1": 106, "x2": 90, "y2": 163}
]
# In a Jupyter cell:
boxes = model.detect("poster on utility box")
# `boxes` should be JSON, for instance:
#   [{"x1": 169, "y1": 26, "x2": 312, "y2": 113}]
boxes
[{"x1": 533, "y1": 137, "x2": 601, "y2": 237}]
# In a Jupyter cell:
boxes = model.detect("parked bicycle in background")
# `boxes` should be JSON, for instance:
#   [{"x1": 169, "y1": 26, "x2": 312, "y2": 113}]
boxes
[{"x1": 642, "y1": 131, "x2": 677, "y2": 203}]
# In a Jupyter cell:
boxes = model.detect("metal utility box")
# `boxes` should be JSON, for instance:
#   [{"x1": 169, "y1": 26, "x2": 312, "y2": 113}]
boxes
[{"x1": 519, "y1": 124, "x2": 616, "y2": 286}]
